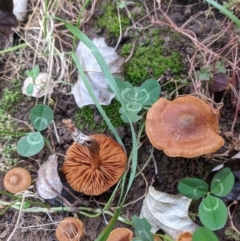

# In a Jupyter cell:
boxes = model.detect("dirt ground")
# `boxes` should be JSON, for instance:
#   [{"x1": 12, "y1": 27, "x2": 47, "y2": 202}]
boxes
[{"x1": 1, "y1": 0, "x2": 240, "y2": 240}]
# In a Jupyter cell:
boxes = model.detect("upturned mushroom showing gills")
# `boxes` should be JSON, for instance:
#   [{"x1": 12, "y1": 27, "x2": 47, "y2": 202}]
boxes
[
  {"x1": 55, "y1": 217, "x2": 84, "y2": 241},
  {"x1": 146, "y1": 95, "x2": 224, "y2": 158},
  {"x1": 4, "y1": 167, "x2": 31, "y2": 193},
  {"x1": 106, "y1": 228, "x2": 133, "y2": 241},
  {"x1": 62, "y1": 119, "x2": 127, "y2": 196}
]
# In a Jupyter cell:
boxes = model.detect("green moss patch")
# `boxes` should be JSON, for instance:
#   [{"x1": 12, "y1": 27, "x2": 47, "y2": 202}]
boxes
[
  {"x1": 0, "y1": 79, "x2": 22, "y2": 113},
  {"x1": 98, "y1": 3, "x2": 130, "y2": 38},
  {"x1": 74, "y1": 99, "x2": 124, "y2": 132},
  {"x1": 122, "y1": 29, "x2": 183, "y2": 86}
]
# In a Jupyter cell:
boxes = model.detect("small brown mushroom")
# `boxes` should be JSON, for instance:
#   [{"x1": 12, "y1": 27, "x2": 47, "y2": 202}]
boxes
[
  {"x1": 62, "y1": 119, "x2": 127, "y2": 196},
  {"x1": 153, "y1": 234, "x2": 162, "y2": 241},
  {"x1": 106, "y1": 228, "x2": 133, "y2": 241},
  {"x1": 4, "y1": 167, "x2": 31, "y2": 193},
  {"x1": 55, "y1": 217, "x2": 84, "y2": 241},
  {"x1": 176, "y1": 232, "x2": 192, "y2": 241},
  {"x1": 146, "y1": 95, "x2": 224, "y2": 158}
]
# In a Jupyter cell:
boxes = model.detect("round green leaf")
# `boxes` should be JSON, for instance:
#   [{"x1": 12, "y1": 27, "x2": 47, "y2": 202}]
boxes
[
  {"x1": 137, "y1": 79, "x2": 160, "y2": 106},
  {"x1": 26, "y1": 83, "x2": 34, "y2": 96},
  {"x1": 135, "y1": 88, "x2": 149, "y2": 103},
  {"x1": 29, "y1": 104, "x2": 54, "y2": 131},
  {"x1": 121, "y1": 87, "x2": 135, "y2": 102},
  {"x1": 199, "y1": 195, "x2": 227, "y2": 230},
  {"x1": 119, "y1": 106, "x2": 142, "y2": 123},
  {"x1": 125, "y1": 102, "x2": 142, "y2": 112},
  {"x1": 192, "y1": 227, "x2": 218, "y2": 241},
  {"x1": 17, "y1": 132, "x2": 44, "y2": 157},
  {"x1": 178, "y1": 178, "x2": 208, "y2": 199},
  {"x1": 210, "y1": 167, "x2": 235, "y2": 197}
]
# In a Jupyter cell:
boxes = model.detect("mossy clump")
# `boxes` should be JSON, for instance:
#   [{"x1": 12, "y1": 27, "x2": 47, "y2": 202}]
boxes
[
  {"x1": 121, "y1": 29, "x2": 183, "y2": 86},
  {"x1": 74, "y1": 99, "x2": 124, "y2": 133},
  {"x1": 0, "y1": 78, "x2": 22, "y2": 170},
  {"x1": 0, "y1": 78, "x2": 22, "y2": 113},
  {"x1": 98, "y1": 3, "x2": 130, "y2": 38}
]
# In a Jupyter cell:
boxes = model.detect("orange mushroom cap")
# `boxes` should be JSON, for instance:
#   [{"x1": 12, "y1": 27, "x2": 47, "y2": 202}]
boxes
[
  {"x1": 176, "y1": 232, "x2": 192, "y2": 241},
  {"x1": 106, "y1": 228, "x2": 133, "y2": 241},
  {"x1": 4, "y1": 167, "x2": 31, "y2": 194},
  {"x1": 62, "y1": 134, "x2": 127, "y2": 196},
  {"x1": 153, "y1": 234, "x2": 162, "y2": 241},
  {"x1": 146, "y1": 95, "x2": 224, "y2": 158},
  {"x1": 55, "y1": 217, "x2": 84, "y2": 241}
]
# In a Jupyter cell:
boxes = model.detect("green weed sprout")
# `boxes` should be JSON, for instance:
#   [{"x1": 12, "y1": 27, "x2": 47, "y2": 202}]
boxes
[
  {"x1": 114, "y1": 78, "x2": 161, "y2": 123},
  {"x1": 17, "y1": 104, "x2": 53, "y2": 157},
  {"x1": 178, "y1": 167, "x2": 235, "y2": 241},
  {"x1": 24, "y1": 65, "x2": 40, "y2": 96},
  {"x1": 196, "y1": 60, "x2": 226, "y2": 81}
]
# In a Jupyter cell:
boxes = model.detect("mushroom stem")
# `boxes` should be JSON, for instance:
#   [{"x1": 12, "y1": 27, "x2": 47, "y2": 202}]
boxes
[
  {"x1": 83, "y1": 138, "x2": 101, "y2": 169},
  {"x1": 62, "y1": 119, "x2": 102, "y2": 169},
  {"x1": 62, "y1": 119, "x2": 90, "y2": 144}
]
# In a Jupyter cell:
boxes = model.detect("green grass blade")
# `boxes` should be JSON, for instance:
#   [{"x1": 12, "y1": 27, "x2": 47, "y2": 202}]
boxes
[
  {"x1": 94, "y1": 207, "x2": 122, "y2": 241},
  {"x1": 72, "y1": 52, "x2": 124, "y2": 147},
  {"x1": 204, "y1": 0, "x2": 240, "y2": 27},
  {"x1": 65, "y1": 22, "x2": 123, "y2": 102},
  {"x1": 62, "y1": 20, "x2": 139, "y2": 240}
]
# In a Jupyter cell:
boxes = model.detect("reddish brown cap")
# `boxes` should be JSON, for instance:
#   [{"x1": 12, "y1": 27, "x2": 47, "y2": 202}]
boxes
[
  {"x1": 62, "y1": 134, "x2": 127, "y2": 196},
  {"x1": 153, "y1": 234, "x2": 162, "y2": 241},
  {"x1": 146, "y1": 95, "x2": 224, "y2": 158},
  {"x1": 55, "y1": 217, "x2": 84, "y2": 241},
  {"x1": 4, "y1": 167, "x2": 31, "y2": 193},
  {"x1": 176, "y1": 232, "x2": 192, "y2": 241},
  {"x1": 106, "y1": 228, "x2": 133, "y2": 241}
]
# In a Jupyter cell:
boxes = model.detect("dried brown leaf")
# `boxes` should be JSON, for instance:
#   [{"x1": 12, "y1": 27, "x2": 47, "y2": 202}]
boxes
[{"x1": 36, "y1": 154, "x2": 63, "y2": 199}]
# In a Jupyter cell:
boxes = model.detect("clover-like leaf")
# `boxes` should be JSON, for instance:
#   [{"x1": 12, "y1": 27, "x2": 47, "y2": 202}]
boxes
[
  {"x1": 192, "y1": 227, "x2": 218, "y2": 241},
  {"x1": 136, "y1": 79, "x2": 160, "y2": 106},
  {"x1": 210, "y1": 167, "x2": 234, "y2": 197},
  {"x1": 114, "y1": 78, "x2": 135, "y2": 102},
  {"x1": 120, "y1": 106, "x2": 142, "y2": 123},
  {"x1": 122, "y1": 87, "x2": 136, "y2": 102},
  {"x1": 178, "y1": 178, "x2": 209, "y2": 199},
  {"x1": 29, "y1": 104, "x2": 54, "y2": 131},
  {"x1": 132, "y1": 215, "x2": 154, "y2": 241},
  {"x1": 199, "y1": 195, "x2": 227, "y2": 230},
  {"x1": 17, "y1": 132, "x2": 44, "y2": 157}
]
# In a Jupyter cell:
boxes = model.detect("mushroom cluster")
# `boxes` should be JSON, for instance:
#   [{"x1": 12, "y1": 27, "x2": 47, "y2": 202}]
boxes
[
  {"x1": 62, "y1": 119, "x2": 127, "y2": 196},
  {"x1": 4, "y1": 167, "x2": 31, "y2": 193},
  {"x1": 146, "y1": 95, "x2": 224, "y2": 158}
]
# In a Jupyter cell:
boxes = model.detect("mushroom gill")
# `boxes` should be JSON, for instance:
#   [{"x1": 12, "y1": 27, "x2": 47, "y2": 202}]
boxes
[
  {"x1": 106, "y1": 228, "x2": 133, "y2": 241},
  {"x1": 62, "y1": 130, "x2": 127, "y2": 196},
  {"x1": 55, "y1": 217, "x2": 84, "y2": 241}
]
